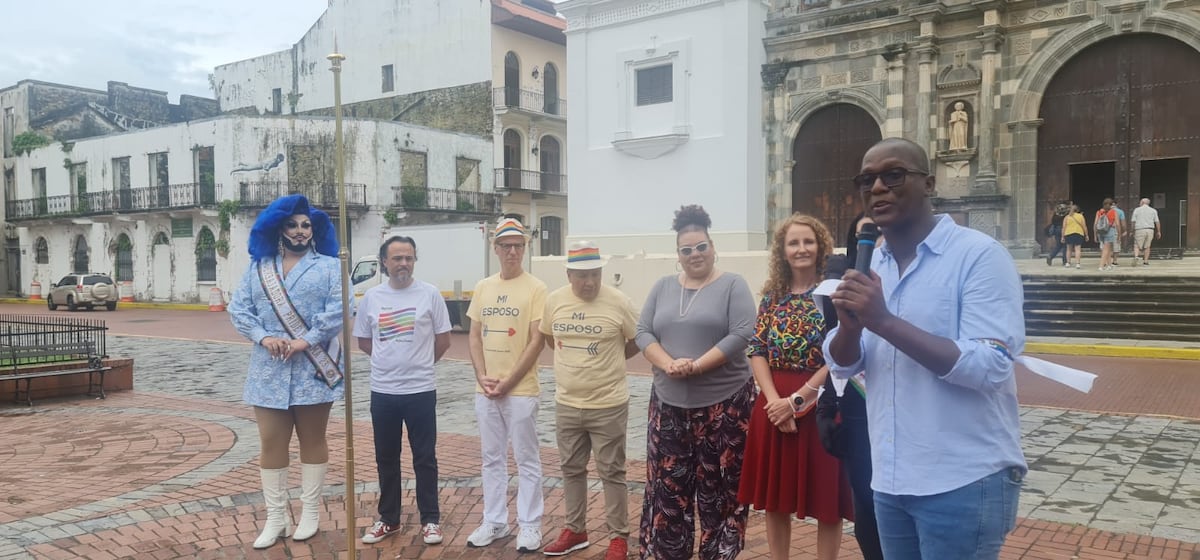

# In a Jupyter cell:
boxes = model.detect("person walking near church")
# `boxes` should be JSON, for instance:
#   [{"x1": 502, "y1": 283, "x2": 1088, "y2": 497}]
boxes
[{"x1": 1131, "y1": 198, "x2": 1161, "y2": 266}]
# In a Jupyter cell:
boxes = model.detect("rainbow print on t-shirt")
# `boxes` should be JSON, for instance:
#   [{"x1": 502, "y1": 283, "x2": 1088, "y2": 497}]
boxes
[{"x1": 378, "y1": 307, "x2": 416, "y2": 342}]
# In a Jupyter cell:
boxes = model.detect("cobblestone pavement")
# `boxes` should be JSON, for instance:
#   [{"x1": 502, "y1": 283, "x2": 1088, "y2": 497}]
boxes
[{"x1": 1, "y1": 335, "x2": 1198, "y2": 559}]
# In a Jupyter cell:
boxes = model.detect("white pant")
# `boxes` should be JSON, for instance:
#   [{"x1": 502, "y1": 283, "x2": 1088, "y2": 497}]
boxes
[{"x1": 474, "y1": 393, "x2": 544, "y2": 528}]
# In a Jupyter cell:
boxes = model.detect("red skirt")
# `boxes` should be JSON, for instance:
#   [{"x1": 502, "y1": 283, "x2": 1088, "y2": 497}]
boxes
[{"x1": 737, "y1": 369, "x2": 854, "y2": 523}]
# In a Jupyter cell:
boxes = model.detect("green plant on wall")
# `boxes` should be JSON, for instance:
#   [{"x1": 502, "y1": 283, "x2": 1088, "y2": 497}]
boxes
[
  {"x1": 400, "y1": 186, "x2": 427, "y2": 208},
  {"x1": 216, "y1": 200, "x2": 239, "y2": 258},
  {"x1": 218, "y1": 200, "x2": 240, "y2": 232},
  {"x1": 195, "y1": 228, "x2": 217, "y2": 264},
  {"x1": 456, "y1": 198, "x2": 476, "y2": 212},
  {"x1": 11, "y1": 131, "x2": 50, "y2": 155},
  {"x1": 383, "y1": 207, "x2": 400, "y2": 226}
]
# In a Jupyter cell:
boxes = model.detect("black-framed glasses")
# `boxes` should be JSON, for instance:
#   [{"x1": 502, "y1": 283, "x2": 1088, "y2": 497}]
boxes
[
  {"x1": 852, "y1": 167, "x2": 928, "y2": 192},
  {"x1": 677, "y1": 241, "x2": 711, "y2": 257},
  {"x1": 496, "y1": 242, "x2": 526, "y2": 252}
]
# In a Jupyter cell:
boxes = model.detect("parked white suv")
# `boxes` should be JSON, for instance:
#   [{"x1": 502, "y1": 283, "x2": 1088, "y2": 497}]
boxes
[{"x1": 47, "y1": 274, "x2": 120, "y2": 311}]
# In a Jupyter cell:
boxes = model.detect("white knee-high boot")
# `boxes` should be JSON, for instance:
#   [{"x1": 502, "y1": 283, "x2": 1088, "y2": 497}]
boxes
[
  {"x1": 253, "y1": 467, "x2": 293, "y2": 549},
  {"x1": 293, "y1": 462, "x2": 327, "y2": 541}
]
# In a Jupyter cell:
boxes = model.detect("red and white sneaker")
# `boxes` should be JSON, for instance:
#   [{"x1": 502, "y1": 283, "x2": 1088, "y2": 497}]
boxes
[
  {"x1": 421, "y1": 523, "x2": 444, "y2": 545},
  {"x1": 361, "y1": 520, "x2": 399, "y2": 544},
  {"x1": 542, "y1": 528, "x2": 589, "y2": 556}
]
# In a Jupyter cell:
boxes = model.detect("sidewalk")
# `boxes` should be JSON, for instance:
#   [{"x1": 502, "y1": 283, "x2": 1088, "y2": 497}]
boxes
[{"x1": 3, "y1": 335, "x2": 1199, "y2": 560}]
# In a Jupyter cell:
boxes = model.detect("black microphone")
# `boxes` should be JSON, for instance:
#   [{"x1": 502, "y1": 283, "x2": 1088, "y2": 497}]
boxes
[{"x1": 855, "y1": 223, "x2": 879, "y2": 274}]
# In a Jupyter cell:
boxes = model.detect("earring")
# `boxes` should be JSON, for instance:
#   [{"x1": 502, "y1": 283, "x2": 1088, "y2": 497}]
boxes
[{"x1": 278, "y1": 238, "x2": 285, "y2": 254}]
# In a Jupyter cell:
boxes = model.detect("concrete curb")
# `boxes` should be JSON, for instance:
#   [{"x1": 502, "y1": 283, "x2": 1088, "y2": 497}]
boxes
[
  {"x1": 1026, "y1": 342, "x2": 1200, "y2": 361},
  {"x1": 0, "y1": 298, "x2": 213, "y2": 312}
]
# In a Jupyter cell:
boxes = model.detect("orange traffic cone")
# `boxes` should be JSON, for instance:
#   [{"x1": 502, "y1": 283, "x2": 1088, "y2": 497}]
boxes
[{"x1": 208, "y1": 287, "x2": 226, "y2": 312}]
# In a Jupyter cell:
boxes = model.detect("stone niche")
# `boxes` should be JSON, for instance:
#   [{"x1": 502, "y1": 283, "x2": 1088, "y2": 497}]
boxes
[{"x1": 934, "y1": 52, "x2": 981, "y2": 170}]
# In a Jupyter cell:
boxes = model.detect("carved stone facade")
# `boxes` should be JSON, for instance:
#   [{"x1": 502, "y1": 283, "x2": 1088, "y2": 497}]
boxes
[{"x1": 764, "y1": 0, "x2": 1200, "y2": 252}]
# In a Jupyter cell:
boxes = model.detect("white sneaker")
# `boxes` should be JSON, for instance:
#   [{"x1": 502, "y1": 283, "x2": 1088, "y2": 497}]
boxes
[
  {"x1": 467, "y1": 523, "x2": 510, "y2": 548},
  {"x1": 515, "y1": 525, "x2": 542, "y2": 552}
]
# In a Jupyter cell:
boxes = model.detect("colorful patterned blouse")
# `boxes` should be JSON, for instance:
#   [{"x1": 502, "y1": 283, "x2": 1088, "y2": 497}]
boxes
[{"x1": 747, "y1": 290, "x2": 827, "y2": 372}]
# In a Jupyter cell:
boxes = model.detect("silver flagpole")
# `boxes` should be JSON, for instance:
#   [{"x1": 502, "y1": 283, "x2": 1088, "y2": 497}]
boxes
[{"x1": 326, "y1": 42, "x2": 357, "y2": 559}]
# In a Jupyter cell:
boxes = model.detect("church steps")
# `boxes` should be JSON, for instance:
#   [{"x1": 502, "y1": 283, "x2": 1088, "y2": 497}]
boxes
[{"x1": 1021, "y1": 274, "x2": 1200, "y2": 342}]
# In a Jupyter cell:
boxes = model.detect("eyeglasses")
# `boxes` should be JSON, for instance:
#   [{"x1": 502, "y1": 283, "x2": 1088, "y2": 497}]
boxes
[
  {"x1": 852, "y1": 167, "x2": 929, "y2": 192},
  {"x1": 677, "y1": 241, "x2": 711, "y2": 257},
  {"x1": 497, "y1": 242, "x2": 526, "y2": 252}
]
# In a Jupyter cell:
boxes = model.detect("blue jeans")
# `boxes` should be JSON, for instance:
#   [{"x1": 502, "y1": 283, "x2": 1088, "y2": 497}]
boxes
[
  {"x1": 370, "y1": 390, "x2": 440, "y2": 525},
  {"x1": 874, "y1": 467, "x2": 1023, "y2": 560}
]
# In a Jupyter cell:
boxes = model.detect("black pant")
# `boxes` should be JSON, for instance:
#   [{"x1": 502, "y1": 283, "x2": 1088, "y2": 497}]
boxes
[
  {"x1": 1047, "y1": 225, "x2": 1067, "y2": 264},
  {"x1": 371, "y1": 390, "x2": 440, "y2": 525},
  {"x1": 841, "y1": 415, "x2": 884, "y2": 560}
]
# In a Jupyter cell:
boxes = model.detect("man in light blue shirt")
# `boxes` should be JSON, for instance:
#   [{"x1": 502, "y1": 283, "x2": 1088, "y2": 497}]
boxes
[{"x1": 823, "y1": 138, "x2": 1026, "y2": 560}]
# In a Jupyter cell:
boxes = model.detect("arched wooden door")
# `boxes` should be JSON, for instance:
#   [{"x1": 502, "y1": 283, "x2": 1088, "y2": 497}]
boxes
[
  {"x1": 792, "y1": 103, "x2": 881, "y2": 242},
  {"x1": 1038, "y1": 34, "x2": 1200, "y2": 248}
]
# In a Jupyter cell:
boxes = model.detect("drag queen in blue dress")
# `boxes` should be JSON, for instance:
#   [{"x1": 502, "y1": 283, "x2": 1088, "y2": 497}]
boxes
[{"x1": 229, "y1": 194, "x2": 343, "y2": 548}]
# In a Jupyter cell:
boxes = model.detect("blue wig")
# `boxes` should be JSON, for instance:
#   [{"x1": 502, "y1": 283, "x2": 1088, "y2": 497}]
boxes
[{"x1": 248, "y1": 194, "x2": 339, "y2": 260}]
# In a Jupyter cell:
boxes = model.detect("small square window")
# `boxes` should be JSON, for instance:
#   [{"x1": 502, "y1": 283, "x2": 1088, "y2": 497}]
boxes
[
  {"x1": 636, "y1": 65, "x2": 673, "y2": 106},
  {"x1": 382, "y1": 65, "x2": 395, "y2": 93}
]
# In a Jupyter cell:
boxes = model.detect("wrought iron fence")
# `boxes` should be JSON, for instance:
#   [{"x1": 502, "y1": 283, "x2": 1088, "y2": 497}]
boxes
[
  {"x1": 491, "y1": 87, "x2": 567, "y2": 117},
  {"x1": 493, "y1": 168, "x2": 567, "y2": 194},
  {"x1": 0, "y1": 314, "x2": 108, "y2": 364},
  {"x1": 4, "y1": 183, "x2": 220, "y2": 221},
  {"x1": 391, "y1": 186, "x2": 503, "y2": 214},
  {"x1": 237, "y1": 181, "x2": 368, "y2": 210}
]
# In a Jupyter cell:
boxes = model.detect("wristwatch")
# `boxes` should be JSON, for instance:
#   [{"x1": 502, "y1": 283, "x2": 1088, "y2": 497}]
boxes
[{"x1": 791, "y1": 393, "x2": 806, "y2": 412}]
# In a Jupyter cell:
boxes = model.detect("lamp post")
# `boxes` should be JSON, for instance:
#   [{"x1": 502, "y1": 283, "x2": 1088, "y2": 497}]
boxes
[{"x1": 326, "y1": 45, "x2": 357, "y2": 559}]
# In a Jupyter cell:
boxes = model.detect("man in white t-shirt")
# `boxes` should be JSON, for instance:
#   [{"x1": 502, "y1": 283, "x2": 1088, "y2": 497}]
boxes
[{"x1": 354, "y1": 235, "x2": 452, "y2": 546}]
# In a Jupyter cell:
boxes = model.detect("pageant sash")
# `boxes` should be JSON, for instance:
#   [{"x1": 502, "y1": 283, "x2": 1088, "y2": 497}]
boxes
[{"x1": 258, "y1": 259, "x2": 343, "y2": 388}]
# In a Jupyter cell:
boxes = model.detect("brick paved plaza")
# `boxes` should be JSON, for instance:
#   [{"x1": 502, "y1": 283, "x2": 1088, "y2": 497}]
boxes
[{"x1": 3, "y1": 332, "x2": 1200, "y2": 560}]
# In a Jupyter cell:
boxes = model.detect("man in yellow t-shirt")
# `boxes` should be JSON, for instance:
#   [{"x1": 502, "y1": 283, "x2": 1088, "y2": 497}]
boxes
[
  {"x1": 539, "y1": 241, "x2": 639, "y2": 560},
  {"x1": 465, "y1": 217, "x2": 548, "y2": 552}
]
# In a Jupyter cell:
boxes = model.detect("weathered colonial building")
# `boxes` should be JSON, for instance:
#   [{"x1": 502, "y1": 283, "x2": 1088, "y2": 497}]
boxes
[
  {"x1": 2, "y1": 0, "x2": 568, "y2": 301},
  {"x1": 1, "y1": 80, "x2": 220, "y2": 296},
  {"x1": 5, "y1": 115, "x2": 491, "y2": 302},
  {"x1": 763, "y1": 0, "x2": 1200, "y2": 252},
  {"x1": 212, "y1": 0, "x2": 569, "y2": 257}
]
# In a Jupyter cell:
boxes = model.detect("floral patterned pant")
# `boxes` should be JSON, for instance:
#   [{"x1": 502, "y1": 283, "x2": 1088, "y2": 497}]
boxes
[{"x1": 639, "y1": 379, "x2": 753, "y2": 560}]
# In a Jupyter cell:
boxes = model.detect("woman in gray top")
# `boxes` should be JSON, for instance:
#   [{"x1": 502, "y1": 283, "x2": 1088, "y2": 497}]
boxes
[{"x1": 634, "y1": 204, "x2": 757, "y2": 560}]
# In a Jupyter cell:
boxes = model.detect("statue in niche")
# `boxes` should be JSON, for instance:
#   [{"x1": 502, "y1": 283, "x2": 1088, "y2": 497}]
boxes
[{"x1": 949, "y1": 101, "x2": 970, "y2": 151}]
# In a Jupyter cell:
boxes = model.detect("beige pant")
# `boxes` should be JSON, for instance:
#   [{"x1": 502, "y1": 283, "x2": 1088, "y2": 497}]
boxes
[
  {"x1": 555, "y1": 402, "x2": 630, "y2": 536},
  {"x1": 1135, "y1": 229, "x2": 1155, "y2": 251}
]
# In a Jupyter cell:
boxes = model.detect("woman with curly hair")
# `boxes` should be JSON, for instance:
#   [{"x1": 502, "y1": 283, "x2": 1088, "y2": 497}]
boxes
[
  {"x1": 737, "y1": 213, "x2": 853, "y2": 560},
  {"x1": 635, "y1": 204, "x2": 757, "y2": 560}
]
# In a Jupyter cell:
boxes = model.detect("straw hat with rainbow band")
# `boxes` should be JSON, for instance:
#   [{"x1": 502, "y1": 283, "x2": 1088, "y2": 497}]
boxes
[
  {"x1": 493, "y1": 217, "x2": 529, "y2": 240},
  {"x1": 565, "y1": 240, "x2": 607, "y2": 270}
]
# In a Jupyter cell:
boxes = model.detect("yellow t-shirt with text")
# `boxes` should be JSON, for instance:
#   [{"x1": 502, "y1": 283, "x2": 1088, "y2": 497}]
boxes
[
  {"x1": 540, "y1": 285, "x2": 638, "y2": 409},
  {"x1": 467, "y1": 272, "x2": 547, "y2": 397}
]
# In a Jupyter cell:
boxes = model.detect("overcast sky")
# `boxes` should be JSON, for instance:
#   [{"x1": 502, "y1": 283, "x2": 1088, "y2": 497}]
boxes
[{"x1": 0, "y1": 0, "x2": 329, "y2": 101}]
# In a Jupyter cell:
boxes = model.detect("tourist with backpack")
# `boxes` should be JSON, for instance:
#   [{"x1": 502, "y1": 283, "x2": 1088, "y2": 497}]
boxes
[{"x1": 1094, "y1": 198, "x2": 1121, "y2": 271}]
